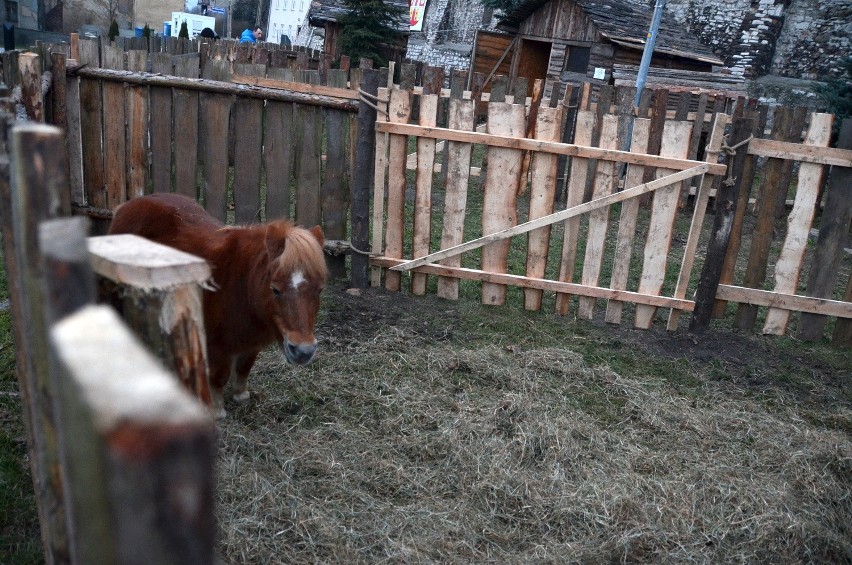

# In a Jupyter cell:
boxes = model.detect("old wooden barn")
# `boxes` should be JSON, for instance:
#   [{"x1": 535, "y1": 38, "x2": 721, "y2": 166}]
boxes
[{"x1": 470, "y1": 0, "x2": 743, "y2": 97}]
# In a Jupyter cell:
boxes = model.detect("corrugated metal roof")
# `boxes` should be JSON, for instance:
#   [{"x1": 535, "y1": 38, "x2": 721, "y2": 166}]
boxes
[
  {"x1": 499, "y1": 0, "x2": 723, "y2": 65},
  {"x1": 308, "y1": 0, "x2": 410, "y2": 33}
]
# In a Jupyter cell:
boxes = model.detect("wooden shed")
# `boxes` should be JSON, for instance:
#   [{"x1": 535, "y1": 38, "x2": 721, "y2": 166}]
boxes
[
  {"x1": 470, "y1": 0, "x2": 726, "y2": 96},
  {"x1": 307, "y1": 0, "x2": 410, "y2": 64}
]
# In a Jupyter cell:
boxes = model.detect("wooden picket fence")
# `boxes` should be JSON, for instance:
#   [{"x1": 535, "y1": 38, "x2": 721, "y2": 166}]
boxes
[
  {"x1": 368, "y1": 70, "x2": 852, "y2": 345},
  {"x1": 4, "y1": 40, "x2": 850, "y2": 345}
]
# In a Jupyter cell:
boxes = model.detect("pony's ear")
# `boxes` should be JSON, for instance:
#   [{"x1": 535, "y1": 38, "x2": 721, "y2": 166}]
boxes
[
  {"x1": 309, "y1": 225, "x2": 325, "y2": 247},
  {"x1": 265, "y1": 222, "x2": 289, "y2": 259}
]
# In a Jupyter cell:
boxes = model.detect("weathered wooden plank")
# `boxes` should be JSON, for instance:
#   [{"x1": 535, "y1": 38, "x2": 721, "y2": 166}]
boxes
[
  {"x1": 3, "y1": 123, "x2": 73, "y2": 564},
  {"x1": 481, "y1": 102, "x2": 526, "y2": 306},
  {"x1": 100, "y1": 48, "x2": 128, "y2": 208},
  {"x1": 798, "y1": 119, "x2": 852, "y2": 341},
  {"x1": 384, "y1": 87, "x2": 413, "y2": 292},
  {"x1": 733, "y1": 106, "x2": 800, "y2": 330},
  {"x1": 642, "y1": 89, "x2": 668, "y2": 187},
  {"x1": 412, "y1": 94, "x2": 438, "y2": 296},
  {"x1": 78, "y1": 40, "x2": 106, "y2": 208},
  {"x1": 556, "y1": 110, "x2": 595, "y2": 315},
  {"x1": 199, "y1": 93, "x2": 232, "y2": 222},
  {"x1": 172, "y1": 60, "x2": 200, "y2": 200},
  {"x1": 665, "y1": 112, "x2": 728, "y2": 331},
  {"x1": 375, "y1": 257, "x2": 695, "y2": 311},
  {"x1": 264, "y1": 101, "x2": 295, "y2": 219},
  {"x1": 71, "y1": 66, "x2": 357, "y2": 111},
  {"x1": 605, "y1": 118, "x2": 650, "y2": 325},
  {"x1": 50, "y1": 305, "x2": 216, "y2": 565},
  {"x1": 689, "y1": 117, "x2": 754, "y2": 334},
  {"x1": 232, "y1": 98, "x2": 264, "y2": 224},
  {"x1": 374, "y1": 121, "x2": 727, "y2": 175},
  {"x1": 523, "y1": 106, "x2": 562, "y2": 311},
  {"x1": 437, "y1": 97, "x2": 476, "y2": 300},
  {"x1": 763, "y1": 113, "x2": 834, "y2": 335},
  {"x1": 323, "y1": 69, "x2": 350, "y2": 279},
  {"x1": 125, "y1": 50, "x2": 149, "y2": 199},
  {"x1": 294, "y1": 73, "x2": 322, "y2": 227},
  {"x1": 578, "y1": 114, "x2": 619, "y2": 319},
  {"x1": 748, "y1": 138, "x2": 852, "y2": 167},
  {"x1": 64, "y1": 58, "x2": 86, "y2": 206},
  {"x1": 351, "y1": 69, "x2": 380, "y2": 289},
  {"x1": 149, "y1": 85, "x2": 173, "y2": 194},
  {"x1": 712, "y1": 104, "x2": 769, "y2": 318},
  {"x1": 634, "y1": 119, "x2": 692, "y2": 329},
  {"x1": 714, "y1": 285, "x2": 852, "y2": 319},
  {"x1": 370, "y1": 87, "x2": 391, "y2": 287}
]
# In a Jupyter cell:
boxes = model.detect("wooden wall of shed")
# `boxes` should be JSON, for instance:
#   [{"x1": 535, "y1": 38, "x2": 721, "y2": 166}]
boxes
[
  {"x1": 546, "y1": 40, "x2": 613, "y2": 85},
  {"x1": 471, "y1": 31, "x2": 515, "y2": 89},
  {"x1": 517, "y1": 0, "x2": 599, "y2": 41},
  {"x1": 613, "y1": 46, "x2": 714, "y2": 73}
]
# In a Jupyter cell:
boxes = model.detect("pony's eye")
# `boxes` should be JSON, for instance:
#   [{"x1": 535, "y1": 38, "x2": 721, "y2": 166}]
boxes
[{"x1": 271, "y1": 286, "x2": 282, "y2": 297}]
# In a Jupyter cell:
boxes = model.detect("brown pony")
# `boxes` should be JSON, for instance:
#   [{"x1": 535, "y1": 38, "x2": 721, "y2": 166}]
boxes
[{"x1": 109, "y1": 193, "x2": 327, "y2": 418}]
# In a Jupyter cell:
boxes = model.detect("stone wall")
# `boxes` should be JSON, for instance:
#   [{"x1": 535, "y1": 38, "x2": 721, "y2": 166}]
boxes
[
  {"x1": 770, "y1": 0, "x2": 851, "y2": 79},
  {"x1": 664, "y1": 0, "x2": 788, "y2": 78},
  {"x1": 664, "y1": 0, "x2": 848, "y2": 79}
]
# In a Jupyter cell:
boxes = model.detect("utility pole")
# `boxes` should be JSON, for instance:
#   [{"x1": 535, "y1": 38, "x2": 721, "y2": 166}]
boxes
[
  {"x1": 633, "y1": 0, "x2": 667, "y2": 110},
  {"x1": 622, "y1": 0, "x2": 667, "y2": 155}
]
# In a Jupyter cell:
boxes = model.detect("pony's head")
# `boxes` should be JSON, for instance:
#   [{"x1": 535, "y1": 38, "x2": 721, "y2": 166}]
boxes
[{"x1": 264, "y1": 222, "x2": 327, "y2": 365}]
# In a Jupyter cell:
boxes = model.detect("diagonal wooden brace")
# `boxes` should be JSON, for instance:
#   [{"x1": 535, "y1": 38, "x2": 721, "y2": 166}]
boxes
[{"x1": 390, "y1": 163, "x2": 711, "y2": 272}]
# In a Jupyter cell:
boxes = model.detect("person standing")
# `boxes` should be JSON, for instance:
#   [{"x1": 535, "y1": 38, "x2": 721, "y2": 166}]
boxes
[{"x1": 240, "y1": 26, "x2": 263, "y2": 43}]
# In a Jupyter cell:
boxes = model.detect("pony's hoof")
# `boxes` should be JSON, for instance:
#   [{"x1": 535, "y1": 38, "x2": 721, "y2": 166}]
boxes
[
  {"x1": 214, "y1": 408, "x2": 227, "y2": 420},
  {"x1": 233, "y1": 390, "x2": 251, "y2": 404}
]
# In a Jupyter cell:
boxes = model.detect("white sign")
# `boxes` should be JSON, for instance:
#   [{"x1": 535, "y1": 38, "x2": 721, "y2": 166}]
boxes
[
  {"x1": 409, "y1": 0, "x2": 427, "y2": 31},
  {"x1": 593, "y1": 67, "x2": 606, "y2": 80}
]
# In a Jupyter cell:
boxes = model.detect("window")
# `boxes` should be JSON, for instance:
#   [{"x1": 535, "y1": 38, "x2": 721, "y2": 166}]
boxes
[{"x1": 564, "y1": 46, "x2": 590, "y2": 74}]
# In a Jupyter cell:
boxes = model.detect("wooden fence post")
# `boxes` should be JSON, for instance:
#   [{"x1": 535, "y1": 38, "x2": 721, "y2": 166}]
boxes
[
  {"x1": 350, "y1": 67, "x2": 379, "y2": 288},
  {"x1": 88, "y1": 234, "x2": 214, "y2": 410},
  {"x1": 795, "y1": 120, "x2": 852, "y2": 340},
  {"x1": 18, "y1": 52, "x2": 44, "y2": 121},
  {"x1": 0, "y1": 122, "x2": 73, "y2": 563},
  {"x1": 690, "y1": 117, "x2": 754, "y2": 334},
  {"x1": 49, "y1": 305, "x2": 217, "y2": 564}
]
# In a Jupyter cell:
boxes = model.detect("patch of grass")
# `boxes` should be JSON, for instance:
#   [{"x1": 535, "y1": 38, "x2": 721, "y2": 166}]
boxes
[
  {"x1": 214, "y1": 282, "x2": 852, "y2": 563},
  {"x1": 0, "y1": 310, "x2": 42, "y2": 564}
]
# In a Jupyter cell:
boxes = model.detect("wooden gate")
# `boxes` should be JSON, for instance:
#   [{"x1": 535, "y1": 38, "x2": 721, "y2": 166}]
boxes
[{"x1": 368, "y1": 73, "x2": 852, "y2": 343}]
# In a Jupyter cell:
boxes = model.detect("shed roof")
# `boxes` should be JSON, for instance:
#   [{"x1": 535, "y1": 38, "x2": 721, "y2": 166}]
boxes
[
  {"x1": 308, "y1": 0, "x2": 410, "y2": 33},
  {"x1": 498, "y1": 0, "x2": 723, "y2": 66}
]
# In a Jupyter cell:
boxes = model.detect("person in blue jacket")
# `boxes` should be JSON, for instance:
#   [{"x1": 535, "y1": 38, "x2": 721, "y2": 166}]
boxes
[{"x1": 240, "y1": 26, "x2": 263, "y2": 43}]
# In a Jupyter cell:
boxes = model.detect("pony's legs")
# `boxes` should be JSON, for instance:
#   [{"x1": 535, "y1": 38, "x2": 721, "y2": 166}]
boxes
[
  {"x1": 209, "y1": 355, "x2": 232, "y2": 419},
  {"x1": 231, "y1": 351, "x2": 260, "y2": 403}
]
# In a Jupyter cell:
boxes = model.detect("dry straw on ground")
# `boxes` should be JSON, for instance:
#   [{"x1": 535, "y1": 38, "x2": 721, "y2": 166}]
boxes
[{"x1": 214, "y1": 288, "x2": 851, "y2": 564}]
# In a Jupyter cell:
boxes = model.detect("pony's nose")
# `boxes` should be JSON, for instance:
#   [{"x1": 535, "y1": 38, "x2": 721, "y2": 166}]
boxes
[{"x1": 284, "y1": 341, "x2": 317, "y2": 365}]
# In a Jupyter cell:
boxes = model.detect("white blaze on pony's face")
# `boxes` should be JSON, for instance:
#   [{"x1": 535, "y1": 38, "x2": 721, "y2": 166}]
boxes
[
  {"x1": 290, "y1": 270, "x2": 306, "y2": 290},
  {"x1": 265, "y1": 222, "x2": 327, "y2": 365}
]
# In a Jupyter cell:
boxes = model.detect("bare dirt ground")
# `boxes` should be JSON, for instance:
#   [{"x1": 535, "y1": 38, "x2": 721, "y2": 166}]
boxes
[{"x1": 215, "y1": 281, "x2": 851, "y2": 564}]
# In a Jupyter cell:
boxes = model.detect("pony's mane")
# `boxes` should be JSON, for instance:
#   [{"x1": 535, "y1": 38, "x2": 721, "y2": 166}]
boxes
[{"x1": 277, "y1": 225, "x2": 327, "y2": 280}]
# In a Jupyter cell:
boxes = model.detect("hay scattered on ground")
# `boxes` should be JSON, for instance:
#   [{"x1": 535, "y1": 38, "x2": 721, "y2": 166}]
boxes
[{"x1": 214, "y1": 317, "x2": 851, "y2": 564}]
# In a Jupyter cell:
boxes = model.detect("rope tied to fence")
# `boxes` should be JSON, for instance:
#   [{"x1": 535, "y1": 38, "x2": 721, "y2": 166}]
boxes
[
  {"x1": 350, "y1": 243, "x2": 380, "y2": 256},
  {"x1": 720, "y1": 134, "x2": 754, "y2": 157},
  {"x1": 358, "y1": 88, "x2": 388, "y2": 117}
]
